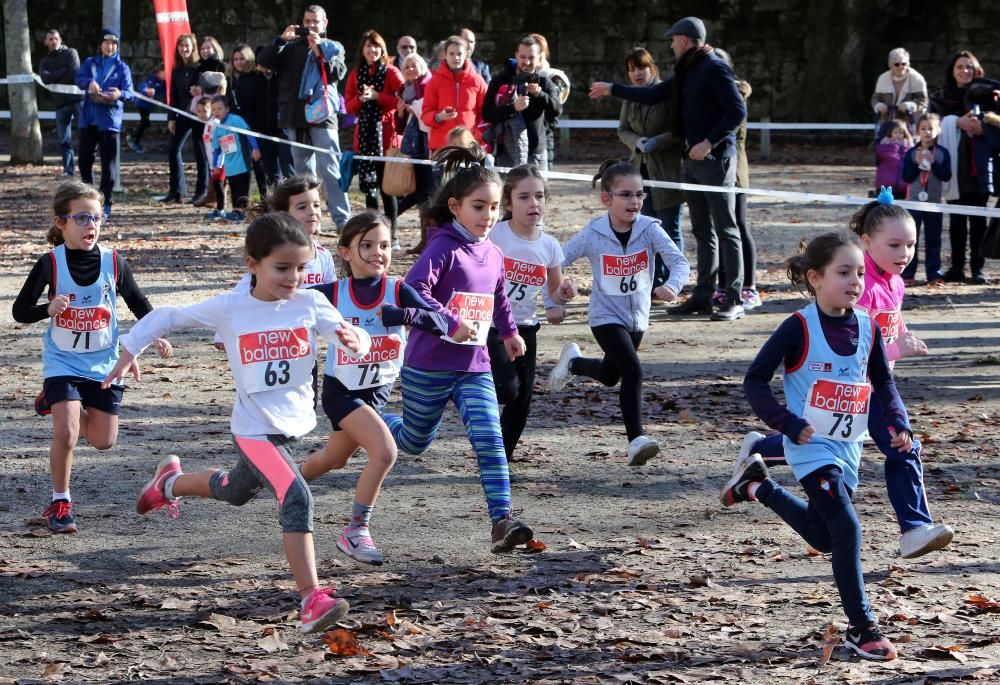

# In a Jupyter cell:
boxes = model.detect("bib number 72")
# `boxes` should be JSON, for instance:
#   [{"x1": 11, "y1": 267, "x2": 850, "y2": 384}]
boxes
[
  {"x1": 828, "y1": 412, "x2": 854, "y2": 439},
  {"x1": 358, "y1": 362, "x2": 380, "y2": 386}
]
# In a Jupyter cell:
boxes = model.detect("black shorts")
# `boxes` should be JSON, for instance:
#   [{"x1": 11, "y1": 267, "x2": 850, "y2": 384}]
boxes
[
  {"x1": 43, "y1": 375, "x2": 124, "y2": 415},
  {"x1": 321, "y1": 375, "x2": 392, "y2": 431}
]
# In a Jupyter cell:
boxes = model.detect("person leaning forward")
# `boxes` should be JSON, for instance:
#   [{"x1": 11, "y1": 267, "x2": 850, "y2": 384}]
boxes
[{"x1": 591, "y1": 17, "x2": 747, "y2": 321}]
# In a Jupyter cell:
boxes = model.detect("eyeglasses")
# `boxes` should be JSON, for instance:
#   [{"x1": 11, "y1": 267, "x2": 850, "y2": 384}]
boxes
[
  {"x1": 61, "y1": 213, "x2": 103, "y2": 227},
  {"x1": 893, "y1": 62, "x2": 908, "y2": 67},
  {"x1": 609, "y1": 191, "x2": 646, "y2": 200}
]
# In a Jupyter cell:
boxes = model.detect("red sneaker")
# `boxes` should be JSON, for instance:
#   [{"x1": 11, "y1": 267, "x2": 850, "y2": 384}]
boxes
[
  {"x1": 42, "y1": 499, "x2": 77, "y2": 533},
  {"x1": 299, "y1": 587, "x2": 349, "y2": 634},
  {"x1": 844, "y1": 624, "x2": 898, "y2": 661},
  {"x1": 136, "y1": 455, "x2": 182, "y2": 517}
]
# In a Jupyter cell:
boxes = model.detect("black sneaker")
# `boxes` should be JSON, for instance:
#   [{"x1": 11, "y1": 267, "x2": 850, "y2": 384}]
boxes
[
  {"x1": 491, "y1": 516, "x2": 533, "y2": 553},
  {"x1": 942, "y1": 268, "x2": 966, "y2": 283},
  {"x1": 970, "y1": 272, "x2": 989, "y2": 285},
  {"x1": 844, "y1": 624, "x2": 897, "y2": 661},
  {"x1": 669, "y1": 298, "x2": 713, "y2": 315},
  {"x1": 34, "y1": 389, "x2": 51, "y2": 416},
  {"x1": 42, "y1": 499, "x2": 78, "y2": 534},
  {"x1": 720, "y1": 453, "x2": 767, "y2": 507}
]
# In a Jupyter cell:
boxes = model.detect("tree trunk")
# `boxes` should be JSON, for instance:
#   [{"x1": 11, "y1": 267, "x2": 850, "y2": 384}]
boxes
[{"x1": 3, "y1": 0, "x2": 42, "y2": 163}]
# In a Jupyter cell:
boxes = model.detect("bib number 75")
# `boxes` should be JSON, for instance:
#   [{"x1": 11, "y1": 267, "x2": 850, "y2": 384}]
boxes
[{"x1": 507, "y1": 282, "x2": 528, "y2": 302}]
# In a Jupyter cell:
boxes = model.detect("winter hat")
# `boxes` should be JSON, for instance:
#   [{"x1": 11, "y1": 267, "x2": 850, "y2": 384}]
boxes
[
  {"x1": 100, "y1": 28, "x2": 120, "y2": 45},
  {"x1": 664, "y1": 17, "x2": 706, "y2": 42}
]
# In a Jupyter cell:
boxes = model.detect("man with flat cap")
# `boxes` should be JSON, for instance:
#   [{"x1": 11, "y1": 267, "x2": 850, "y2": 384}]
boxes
[{"x1": 591, "y1": 17, "x2": 747, "y2": 320}]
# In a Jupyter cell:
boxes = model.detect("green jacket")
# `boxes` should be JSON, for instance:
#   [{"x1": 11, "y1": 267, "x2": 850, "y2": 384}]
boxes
[{"x1": 616, "y1": 78, "x2": 683, "y2": 210}]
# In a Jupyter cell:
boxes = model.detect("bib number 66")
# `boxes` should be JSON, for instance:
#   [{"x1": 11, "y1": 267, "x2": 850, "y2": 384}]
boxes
[{"x1": 619, "y1": 275, "x2": 638, "y2": 294}]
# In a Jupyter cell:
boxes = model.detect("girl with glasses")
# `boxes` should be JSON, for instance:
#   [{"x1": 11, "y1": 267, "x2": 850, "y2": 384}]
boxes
[
  {"x1": 11, "y1": 181, "x2": 172, "y2": 534},
  {"x1": 548, "y1": 160, "x2": 689, "y2": 466}
]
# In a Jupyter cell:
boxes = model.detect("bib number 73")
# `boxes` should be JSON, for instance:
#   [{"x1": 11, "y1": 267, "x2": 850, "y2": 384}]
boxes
[{"x1": 828, "y1": 412, "x2": 854, "y2": 439}]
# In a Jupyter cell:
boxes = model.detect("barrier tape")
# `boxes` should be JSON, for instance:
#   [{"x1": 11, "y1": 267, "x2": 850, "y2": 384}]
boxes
[{"x1": 6, "y1": 72, "x2": 1000, "y2": 218}]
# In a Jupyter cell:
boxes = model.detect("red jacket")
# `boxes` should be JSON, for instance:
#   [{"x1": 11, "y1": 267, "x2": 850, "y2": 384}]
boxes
[
  {"x1": 420, "y1": 60, "x2": 486, "y2": 150},
  {"x1": 345, "y1": 62, "x2": 404, "y2": 151}
]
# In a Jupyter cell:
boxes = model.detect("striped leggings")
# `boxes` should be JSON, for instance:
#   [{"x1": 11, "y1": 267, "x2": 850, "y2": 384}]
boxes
[{"x1": 382, "y1": 367, "x2": 511, "y2": 522}]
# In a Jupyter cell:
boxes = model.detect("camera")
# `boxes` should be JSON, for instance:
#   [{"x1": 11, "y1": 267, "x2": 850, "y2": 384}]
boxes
[
  {"x1": 296, "y1": 26, "x2": 312, "y2": 37},
  {"x1": 514, "y1": 72, "x2": 539, "y2": 85}
]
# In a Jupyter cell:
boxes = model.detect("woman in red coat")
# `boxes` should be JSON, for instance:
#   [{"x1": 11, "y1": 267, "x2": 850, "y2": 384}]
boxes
[
  {"x1": 420, "y1": 35, "x2": 487, "y2": 152},
  {"x1": 345, "y1": 30, "x2": 404, "y2": 239}
]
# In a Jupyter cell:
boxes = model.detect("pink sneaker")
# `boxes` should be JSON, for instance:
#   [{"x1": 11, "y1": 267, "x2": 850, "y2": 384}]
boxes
[
  {"x1": 299, "y1": 587, "x2": 350, "y2": 634},
  {"x1": 337, "y1": 526, "x2": 384, "y2": 566},
  {"x1": 136, "y1": 455, "x2": 182, "y2": 517}
]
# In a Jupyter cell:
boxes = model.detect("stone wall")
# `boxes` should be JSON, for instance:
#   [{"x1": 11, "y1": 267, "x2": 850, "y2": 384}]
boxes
[{"x1": 5, "y1": 0, "x2": 1000, "y2": 123}]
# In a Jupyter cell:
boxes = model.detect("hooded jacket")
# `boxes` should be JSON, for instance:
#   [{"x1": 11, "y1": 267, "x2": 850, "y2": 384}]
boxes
[
  {"x1": 483, "y1": 59, "x2": 562, "y2": 159},
  {"x1": 403, "y1": 223, "x2": 517, "y2": 373},
  {"x1": 75, "y1": 51, "x2": 133, "y2": 132},
  {"x1": 561, "y1": 213, "x2": 690, "y2": 332},
  {"x1": 420, "y1": 60, "x2": 487, "y2": 150}
]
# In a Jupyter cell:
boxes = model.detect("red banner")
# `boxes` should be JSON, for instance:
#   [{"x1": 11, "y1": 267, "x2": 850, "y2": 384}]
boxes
[{"x1": 152, "y1": 0, "x2": 191, "y2": 104}]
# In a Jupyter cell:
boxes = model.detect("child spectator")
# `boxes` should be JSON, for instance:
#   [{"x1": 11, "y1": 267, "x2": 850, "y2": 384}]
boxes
[
  {"x1": 901, "y1": 113, "x2": 952, "y2": 285},
  {"x1": 875, "y1": 120, "x2": 912, "y2": 199},
  {"x1": 127, "y1": 65, "x2": 165, "y2": 154},
  {"x1": 207, "y1": 95, "x2": 261, "y2": 222}
]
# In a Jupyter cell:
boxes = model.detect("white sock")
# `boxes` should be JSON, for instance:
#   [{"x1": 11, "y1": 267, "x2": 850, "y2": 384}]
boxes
[
  {"x1": 163, "y1": 474, "x2": 181, "y2": 500},
  {"x1": 52, "y1": 491, "x2": 70, "y2": 502}
]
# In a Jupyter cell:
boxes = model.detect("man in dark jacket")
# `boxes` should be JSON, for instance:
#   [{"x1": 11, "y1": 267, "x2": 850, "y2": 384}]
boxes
[
  {"x1": 592, "y1": 17, "x2": 747, "y2": 320},
  {"x1": 483, "y1": 35, "x2": 561, "y2": 169},
  {"x1": 258, "y1": 4, "x2": 350, "y2": 228},
  {"x1": 39, "y1": 30, "x2": 83, "y2": 177}
]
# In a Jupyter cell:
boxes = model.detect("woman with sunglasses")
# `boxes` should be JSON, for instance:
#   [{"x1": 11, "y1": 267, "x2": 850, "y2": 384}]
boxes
[
  {"x1": 871, "y1": 48, "x2": 928, "y2": 130},
  {"x1": 11, "y1": 181, "x2": 172, "y2": 535}
]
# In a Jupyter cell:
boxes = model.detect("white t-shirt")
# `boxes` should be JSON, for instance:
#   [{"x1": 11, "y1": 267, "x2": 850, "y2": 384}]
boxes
[
  {"x1": 120, "y1": 289, "x2": 371, "y2": 439},
  {"x1": 488, "y1": 221, "x2": 564, "y2": 326}
]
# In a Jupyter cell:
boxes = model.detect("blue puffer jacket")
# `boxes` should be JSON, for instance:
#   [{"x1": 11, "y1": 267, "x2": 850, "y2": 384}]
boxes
[{"x1": 75, "y1": 53, "x2": 133, "y2": 132}]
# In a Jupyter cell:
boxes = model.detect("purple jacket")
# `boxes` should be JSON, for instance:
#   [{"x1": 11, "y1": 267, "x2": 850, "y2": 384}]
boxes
[{"x1": 403, "y1": 224, "x2": 517, "y2": 372}]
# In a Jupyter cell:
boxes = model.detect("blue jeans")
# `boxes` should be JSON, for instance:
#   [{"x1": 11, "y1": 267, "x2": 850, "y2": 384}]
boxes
[
  {"x1": 902, "y1": 209, "x2": 944, "y2": 281},
  {"x1": 54, "y1": 101, "x2": 81, "y2": 174},
  {"x1": 646, "y1": 204, "x2": 683, "y2": 287},
  {"x1": 757, "y1": 465, "x2": 875, "y2": 629},
  {"x1": 288, "y1": 126, "x2": 351, "y2": 228},
  {"x1": 752, "y1": 393, "x2": 932, "y2": 533}
]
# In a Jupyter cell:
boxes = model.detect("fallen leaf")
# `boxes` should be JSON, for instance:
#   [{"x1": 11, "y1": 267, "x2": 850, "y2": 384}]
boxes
[
  {"x1": 195, "y1": 613, "x2": 237, "y2": 631},
  {"x1": 323, "y1": 628, "x2": 370, "y2": 656},
  {"x1": 41, "y1": 662, "x2": 66, "y2": 680},
  {"x1": 526, "y1": 539, "x2": 546, "y2": 552},
  {"x1": 816, "y1": 622, "x2": 839, "y2": 669},
  {"x1": 920, "y1": 645, "x2": 968, "y2": 663},
  {"x1": 258, "y1": 631, "x2": 290, "y2": 653},
  {"x1": 160, "y1": 597, "x2": 197, "y2": 611}
]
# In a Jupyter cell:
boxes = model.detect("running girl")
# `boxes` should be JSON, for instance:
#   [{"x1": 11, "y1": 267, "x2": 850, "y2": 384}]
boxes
[
  {"x1": 300, "y1": 210, "x2": 449, "y2": 565},
  {"x1": 382, "y1": 145, "x2": 534, "y2": 553},
  {"x1": 735, "y1": 191, "x2": 953, "y2": 559},
  {"x1": 12, "y1": 181, "x2": 171, "y2": 533},
  {"x1": 103, "y1": 213, "x2": 371, "y2": 634},
  {"x1": 548, "y1": 160, "x2": 689, "y2": 466},
  {"x1": 487, "y1": 164, "x2": 575, "y2": 460},
  {"x1": 722, "y1": 231, "x2": 908, "y2": 661}
]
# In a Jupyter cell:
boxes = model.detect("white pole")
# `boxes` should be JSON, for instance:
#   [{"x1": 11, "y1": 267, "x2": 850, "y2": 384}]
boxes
[{"x1": 103, "y1": 0, "x2": 124, "y2": 192}]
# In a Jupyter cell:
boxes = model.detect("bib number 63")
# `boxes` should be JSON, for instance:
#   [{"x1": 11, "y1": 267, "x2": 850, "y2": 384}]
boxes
[{"x1": 264, "y1": 360, "x2": 291, "y2": 387}]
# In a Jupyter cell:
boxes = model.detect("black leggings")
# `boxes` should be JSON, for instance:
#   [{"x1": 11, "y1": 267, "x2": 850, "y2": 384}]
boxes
[
  {"x1": 365, "y1": 161, "x2": 399, "y2": 238},
  {"x1": 571, "y1": 324, "x2": 645, "y2": 441},
  {"x1": 487, "y1": 323, "x2": 539, "y2": 459},
  {"x1": 78, "y1": 126, "x2": 117, "y2": 203},
  {"x1": 949, "y1": 192, "x2": 988, "y2": 275}
]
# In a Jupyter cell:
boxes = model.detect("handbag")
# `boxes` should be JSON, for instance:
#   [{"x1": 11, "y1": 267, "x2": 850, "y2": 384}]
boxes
[
  {"x1": 381, "y1": 147, "x2": 416, "y2": 196},
  {"x1": 982, "y1": 202, "x2": 1000, "y2": 259},
  {"x1": 304, "y1": 61, "x2": 337, "y2": 126}
]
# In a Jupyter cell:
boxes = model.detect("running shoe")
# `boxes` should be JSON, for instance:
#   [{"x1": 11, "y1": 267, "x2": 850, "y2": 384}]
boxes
[
  {"x1": 548, "y1": 342, "x2": 580, "y2": 392},
  {"x1": 899, "y1": 523, "x2": 954, "y2": 559},
  {"x1": 336, "y1": 526, "x2": 384, "y2": 566},
  {"x1": 721, "y1": 452, "x2": 768, "y2": 507},
  {"x1": 844, "y1": 624, "x2": 898, "y2": 661},
  {"x1": 299, "y1": 587, "x2": 350, "y2": 634},
  {"x1": 741, "y1": 288, "x2": 762, "y2": 310},
  {"x1": 491, "y1": 516, "x2": 533, "y2": 553},
  {"x1": 627, "y1": 435, "x2": 660, "y2": 466},
  {"x1": 42, "y1": 499, "x2": 77, "y2": 533},
  {"x1": 136, "y1": 455, "x2": 182, "y2": 517}
]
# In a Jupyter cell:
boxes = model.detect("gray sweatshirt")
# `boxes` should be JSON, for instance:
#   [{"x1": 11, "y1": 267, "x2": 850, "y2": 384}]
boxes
[{"x1": 561, "y1": 213, "x2": 689, "y2": 332}]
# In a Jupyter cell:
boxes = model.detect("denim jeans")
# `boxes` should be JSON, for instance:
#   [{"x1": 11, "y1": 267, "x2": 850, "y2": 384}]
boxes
[
  {"x1": 682, "y1": 154, "x2": 743, "y2": 305},
  {"x1": 902, "y1": 209, "x2": 944, "y2": 281},
  {"x1": 54, "y1": 102, "x2": 81, "y2": 175},
  {"x1": 288, "y1": 126, "x2": 351, "y2": 228}
]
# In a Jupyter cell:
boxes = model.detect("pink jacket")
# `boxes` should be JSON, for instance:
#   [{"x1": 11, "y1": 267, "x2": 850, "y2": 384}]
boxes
[{"x1": 858, "y1": 251, "x2": 906, "y2": 367}]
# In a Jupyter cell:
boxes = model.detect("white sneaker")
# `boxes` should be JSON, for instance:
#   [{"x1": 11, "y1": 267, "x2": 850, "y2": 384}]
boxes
[
  {"x1": 627, "y1": 436, "x2": 660, "y2": 466},
  {"x1": 900, "y1": 523, "x2": 954, "y2": 559},
  {"x1": 737, "y1": 431, "x2": 765, "y2": 472},
  {"x1": 548, "y1": 342, "x2": 581, "y2": 392}
]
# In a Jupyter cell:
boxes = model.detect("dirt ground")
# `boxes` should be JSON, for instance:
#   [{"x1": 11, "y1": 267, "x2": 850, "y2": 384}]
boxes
[{"x1": 1, "y1": 149, "x2": 999, "y2": 685}]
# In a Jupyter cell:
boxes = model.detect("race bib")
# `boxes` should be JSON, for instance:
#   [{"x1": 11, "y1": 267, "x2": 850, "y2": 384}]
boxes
[
  {"x1": 802, "y1": 379, "x2": 871, "y2": 442},
  {"x1": 219, "y1": 133, "x2": 238, "y2": 154},
  {"x1": 503, "y1": 257, "x2": 546, "y2": 316},
  {"x1": 334, "y1": 334, "x2": 402, "y2": 390},
  {"x1": 51, "y1": 305, "x2": 113, "y2": 352},
  {"x1": 600, "y1": 251, "x2": 650, "y2": 296},
  {"x1": 873, "y1": 310, "x2": 902, "y2": 346},
  {"x1": 238, "y1": 327, "x2": 313, "y2": 394},
  {"x1": 440, "y1": 291, "x2": 493, "y2": 346}
]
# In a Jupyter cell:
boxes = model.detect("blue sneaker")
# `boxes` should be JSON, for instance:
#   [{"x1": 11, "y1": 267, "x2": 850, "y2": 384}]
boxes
[
  {"x1": 42, "y1": 499, "x2": 78, "y2": 533},
  {"x1": 222, "y1": 210, "x2": 244, "y2": 222},
  {"x1": 102, "y1": 203, "x2": 112, "y2": 220},
  {"x1": 204, "y1": 208, "x2": 224, "y2": 220}
]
